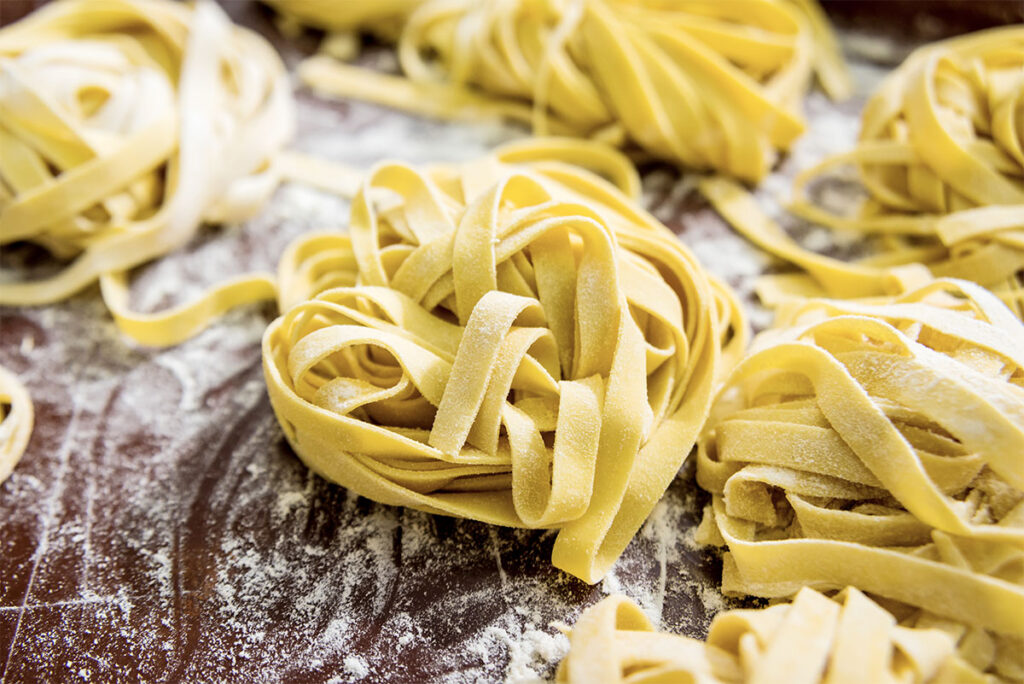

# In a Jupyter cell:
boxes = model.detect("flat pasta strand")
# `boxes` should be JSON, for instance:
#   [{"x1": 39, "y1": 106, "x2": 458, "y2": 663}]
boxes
[
  {"x1": 296, "y1": 0, "x2": 850, "y2": 182},
  {"x1": 702, "y1": 26, "x2": 1024, "y2": 316},
  {"x1": 264, "y1": 138, "x2": 747, "y2": 582},
  {"x1": 0, "y1": 365, "x2": 33, "y2": 486},
  {"x1": 695, "y1": 278, "x2": 1024, "y2": 680},
  {"x1": 0, "y1": 0, "x2": 293, "y2": 345},
  {"x1": 556, "y1": 588, "x2": 995, "y2": 684}
]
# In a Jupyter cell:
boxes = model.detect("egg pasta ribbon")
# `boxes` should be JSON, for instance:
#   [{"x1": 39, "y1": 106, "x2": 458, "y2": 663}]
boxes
[
  {"x1": 556, "y1": 588, "x2": 995, "y2": 684},
  {"x1": 0, "y1": 0, "x2": 293, "y2": 346},
  {"x1": 702, "y1": 26, "x2": 1024, "y2": 317},
  {"x1": 695, "y1": 279, "x2": 1024, "y2": 680},
  {"x1": 0, "y1": 365, "x2": 33, "y2": 486},
  {"x1": 264, "y1": 138, "x2": 746, "y2": 582},
  {"x1": 296, "y1": 0, "x2": 850, "y2": 182}
]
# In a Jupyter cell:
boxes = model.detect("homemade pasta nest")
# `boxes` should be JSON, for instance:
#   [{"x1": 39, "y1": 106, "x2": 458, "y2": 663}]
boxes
[
  {"x1": 264, "y1": 140, "x2": 744, "y2": 582},
  {"x1": 557, "y1": 588, "x2": 993, "y2": 684},
  {"x1": 735, "y1": 25, "x2": 1024, "y2": 316},
  {"x1": 298, "y1": 0, "x2": 849, "y2": 182},
  {"x1": 696, "y1": 279, "x2": 1024, "y2": 679},
  {"x1": 0, "y1": 0, "x2": 293, "y2": 309}
]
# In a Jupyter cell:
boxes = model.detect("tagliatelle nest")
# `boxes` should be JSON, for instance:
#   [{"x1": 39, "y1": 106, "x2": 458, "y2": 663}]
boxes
[
  {"x1": 703, "y1": 26, "x2": 1024, "y2": 317},
  {"x1": 696, "y1": 279, "x2": 1024, "y2": 680},
  {"x1": 298, "y1": 0, "x2": 849, "y2": 182},
  {"x1": 557, "y1": 588, "x2": 993, "y2": 684},
  {"x1": 263, "y1": 140, "x2": 745, "y2": 583},
  {"x1": 0, "y1": 0, "x2": 293, "y2": 342}
]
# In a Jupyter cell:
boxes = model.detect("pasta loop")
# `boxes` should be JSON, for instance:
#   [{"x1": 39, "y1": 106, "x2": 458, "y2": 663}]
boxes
[
  {"x1": 0, "y1": 365, "x2": 33, "y2": 486},
  {"x1": 0, "y1": 0, "x2": 293, "y2": 344},
  {"x1": 264, "y1": 140, "x2": 745, "y2": 582},
  {"x1": 557, "y1": 588, "x2": 996, "y2": 684},
  {"x1": 696, "y1": 279, "x2": 1024, "y2": 678}
]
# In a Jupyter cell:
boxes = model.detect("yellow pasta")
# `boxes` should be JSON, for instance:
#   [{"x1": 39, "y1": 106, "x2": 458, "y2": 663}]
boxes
[
  {"x1": 557, "y1": 588, "x2": 994, "y2": 684},
  {"x1": 264, "y1": 138, "x2": 746, "y2": 582},
  {"x1": 297, "y1": 0, "x2": 850, "y2": 182},
  {"x1": 266, "y1": 0, "x2": 421, "y2": 42},
  {"x1": 695, "y1": 278, "x2": 1024, "y2": 680},
  {"x1": 0, "y1": 365, "x2": 33, "y2": 486},
  {"x1": 0, "y1": 0, "x2": 292, "y2": 346},
  {"x1": 702, "y1": 26, "x2": 1024, "y2": 316}
]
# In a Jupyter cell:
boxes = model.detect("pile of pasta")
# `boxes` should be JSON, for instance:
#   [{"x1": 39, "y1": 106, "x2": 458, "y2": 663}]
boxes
[
  {"x1": 263, "y1": 139, "x2": 745, "y2": 582},
  {"x1": 558, "y1": 587, "x2": 993, "y2": 683},
  {"x1": 294, "y1": 0, "x2": 850, "y2": 182},
  {"x1": 702, "y1": 26, "x2": 1024, "y2": 317},
  {"x1": 0, "y1": 0, "x2": 293, "y2": 344},
  {"x1": 692, "y1": 278, "x2": 1023, "y2": 680}
]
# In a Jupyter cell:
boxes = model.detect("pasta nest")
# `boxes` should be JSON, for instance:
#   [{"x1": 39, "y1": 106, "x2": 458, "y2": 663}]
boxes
[
  {"x1": 558, "y1": 588, "x2": 993, "y2": 684},
  {"x1": 0, "y1": 365, "x2": 33, "y2": 486},
  {"x1": 696, "y1": 279, "x2": 1024, "y2": 679},
  {"x1": 264, "y1": 140, "x2": 744, "y2": 582},
  {"x1": 788, "y1": 26, "x2": 1024, "y2": 315},
  {"x1": 299, "y1": 0, "x2": 849, "y2": 182},
  {"x1": 0, "y1": 0, "x2": 293, "y2": 306}
]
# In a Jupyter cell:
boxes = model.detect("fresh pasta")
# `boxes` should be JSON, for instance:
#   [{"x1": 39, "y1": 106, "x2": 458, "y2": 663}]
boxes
[
  {"x1": 266, "y1": 0, "x2": 421, "y2": 45},
  {"x1": 557, "y1": 588, "x2": 994, "y2": 684},
  {"x1": 297, "y1": 0, "x2": 850, "y2": 182},
  {"x1": 264, "y1": 138, "x2": 746, "y2": 582},
  {"x1": 695, "y1": 279, "x2": 1024, "y2": 679},
  {"x1": 0, "y1": 365, "x2": 33, "y2": 486},
  {"x1": 0, "y1": 0, "x2": 292, "y2": 346},
  {"x1": 702, "y1": 26, "x2": 1024, "y2": 316}
]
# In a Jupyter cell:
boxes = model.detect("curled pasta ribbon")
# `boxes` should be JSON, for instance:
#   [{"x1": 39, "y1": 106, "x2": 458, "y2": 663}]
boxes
[
  {"x1": 0, "y1": 365, "x2": 33, "y2": 486},
  {"x1": 704, "y1": 26, "x2": 1024, "y2": 316},
  {"x1": 264, "y1": 138, "x2": 746, "y2": 582},
  {"x1": 557, "y1": 588, "x2": 994, "y2": 684},
  {"x1": 297, "y1": 0, "x2": 850, "y2": 182},
  {"x1": 696, "y1": 279, "x2": 1024, "y2": 679},
  {"x1": 0, "y1": 0, "x2": 293, "y2": 346},
  {"x1": 266, "y1": 0, "x2": 422, "y2": 55}
]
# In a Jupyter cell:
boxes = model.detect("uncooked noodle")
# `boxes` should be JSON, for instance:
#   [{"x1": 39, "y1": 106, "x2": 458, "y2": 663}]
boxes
[{"x1": 0, "y1": 365, "x2": 33, "y2": 486}]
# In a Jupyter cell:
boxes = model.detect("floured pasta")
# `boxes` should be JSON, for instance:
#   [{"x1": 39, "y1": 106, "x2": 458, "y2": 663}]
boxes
[
  {"x1": 0, "y1": 365, "x2": 33, "y2": 486},
  {"x1": 702, "y1": 26, "x2": 1024, "y2": 316},
  {"x1": 297, "y1": 0, "x2": 850, "y2": 182},
  {"x1": 0, "y1": 0, "x2": 292, "y2": 346},
  {"x1": 556, "y1": 588, "x2": 994, "y2": 684},
  {"x1": 695, "y1": 279, "x2": 1024, "y2": 679},
  {"x1": 264, "y1": 138, "x2": 746, "y2": 582}
]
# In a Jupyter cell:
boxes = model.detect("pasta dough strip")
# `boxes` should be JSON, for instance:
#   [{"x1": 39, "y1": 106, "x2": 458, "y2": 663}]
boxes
[{"x1": 0, "y1": 365, "x2": 33, "y2": 486}]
